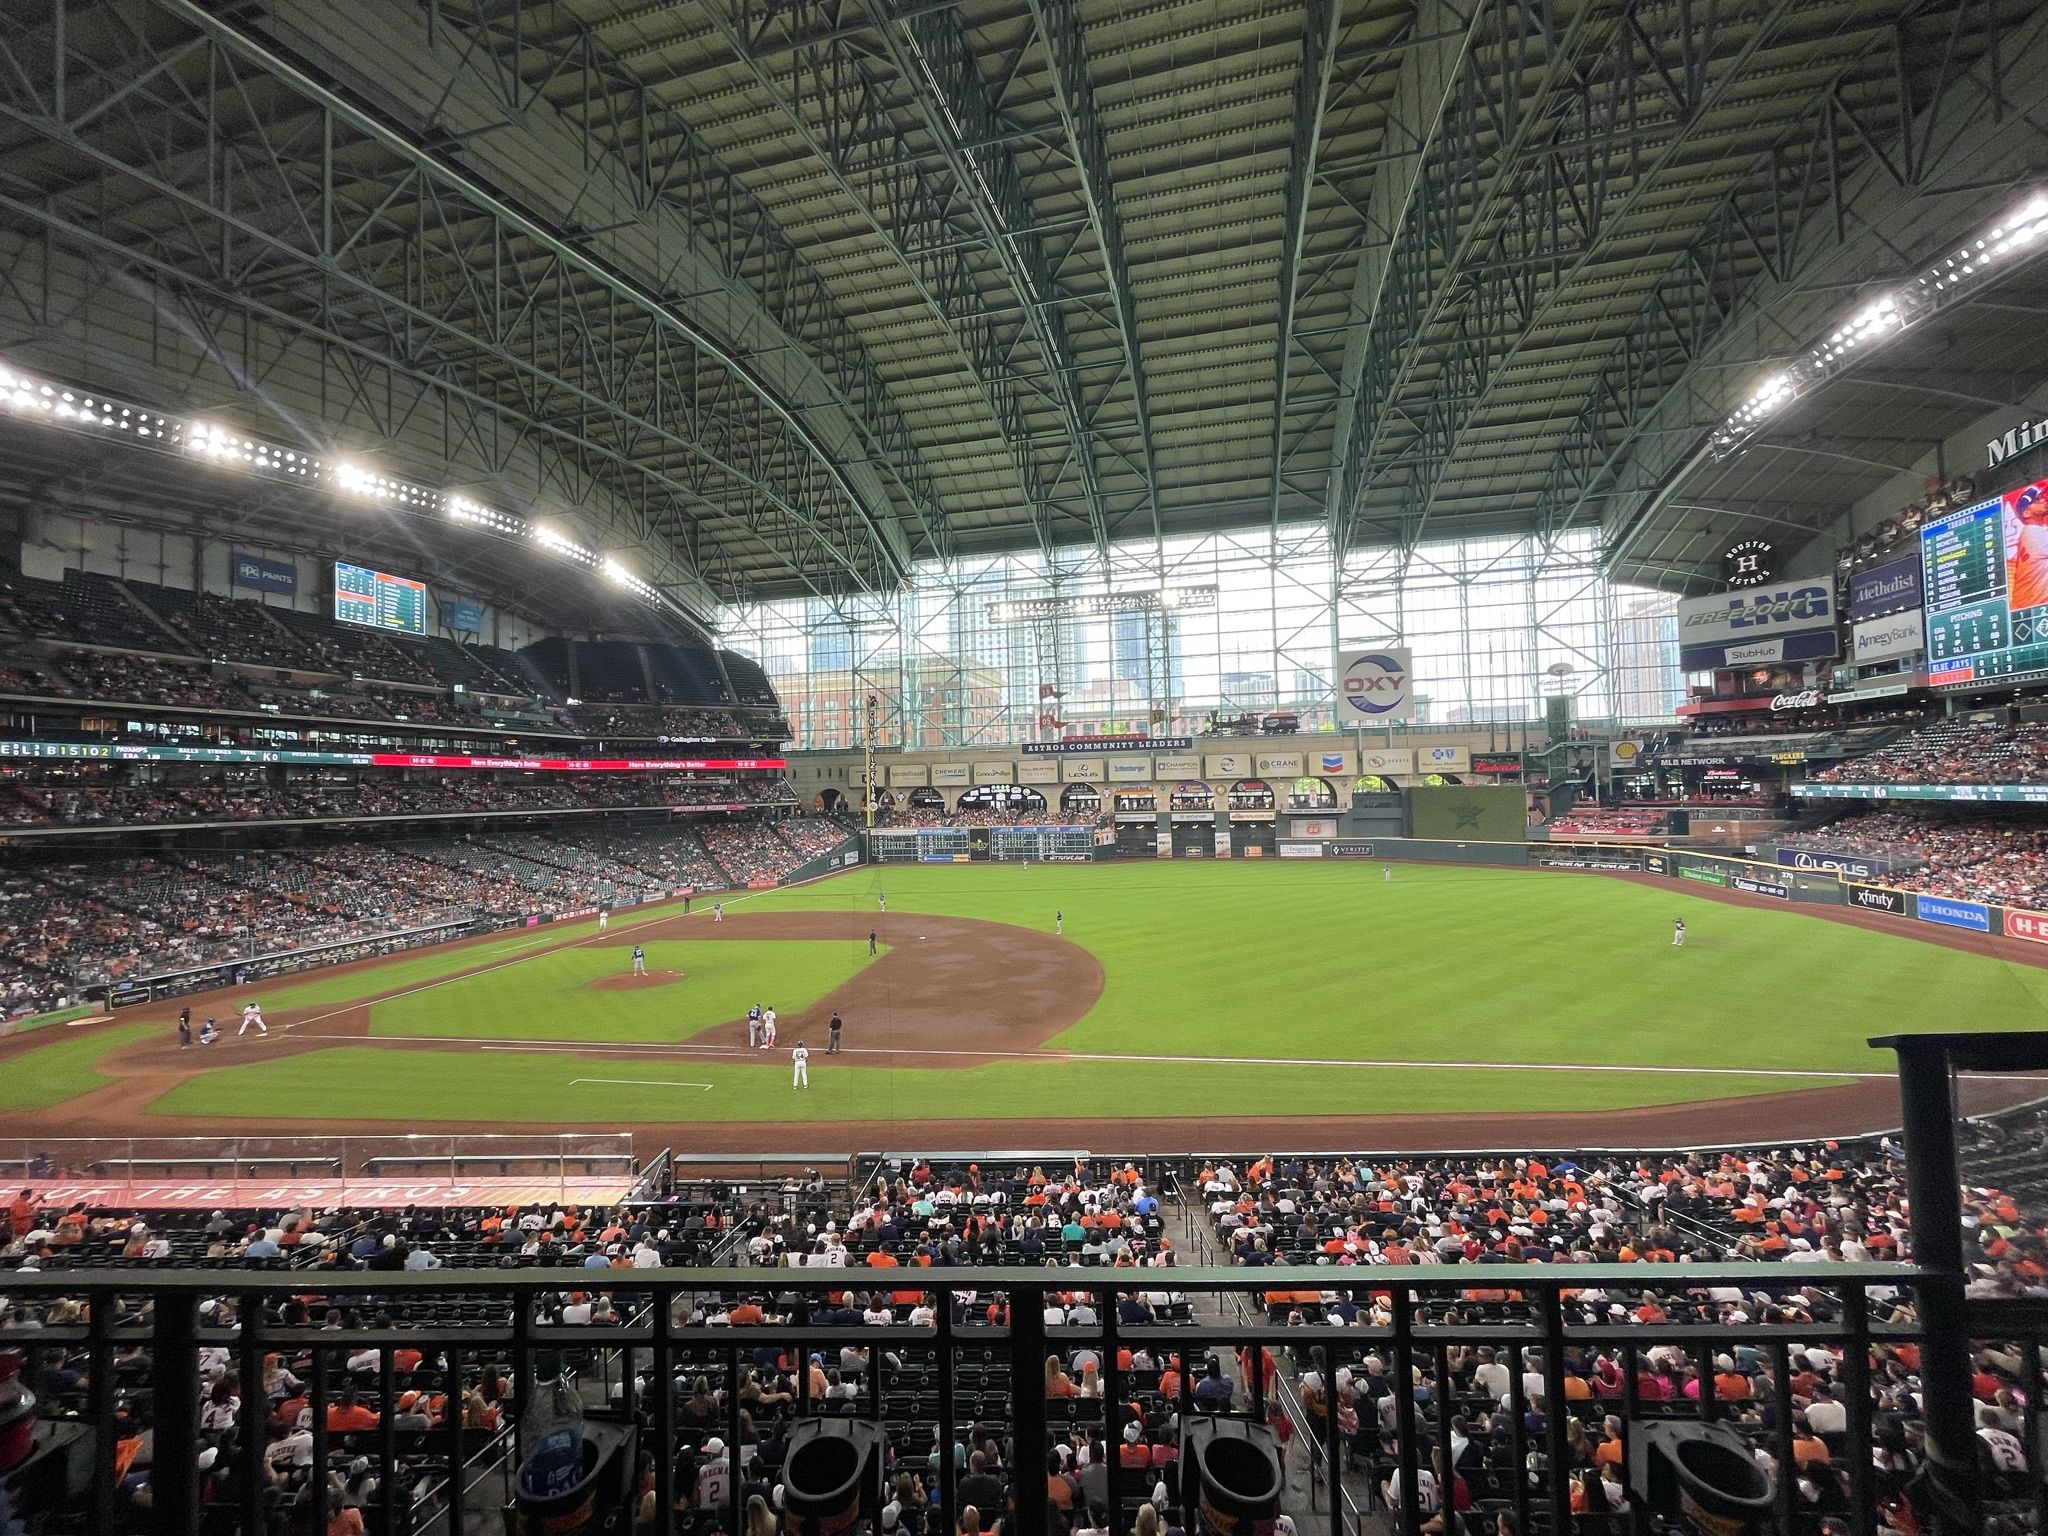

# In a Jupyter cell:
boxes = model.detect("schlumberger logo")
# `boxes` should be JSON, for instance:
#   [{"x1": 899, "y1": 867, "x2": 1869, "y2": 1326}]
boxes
[{"x1": 1682, "y1": 585, "x2": 1829, "y2": 630}]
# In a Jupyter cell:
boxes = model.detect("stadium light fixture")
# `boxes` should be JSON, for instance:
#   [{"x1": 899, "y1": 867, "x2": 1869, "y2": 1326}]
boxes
[
  {"x1": 1709, "y1": 187, "x2": 2048, "y2": 461},
  {"x1": 0, "y1": 357, "x2": 693, "y2": 623}
]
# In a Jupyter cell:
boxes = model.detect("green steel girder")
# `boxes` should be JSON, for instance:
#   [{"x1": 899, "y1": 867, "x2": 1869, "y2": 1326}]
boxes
[
  {"x1": 1388, "y1": 0, "x2": 1805, "y2": 551},
  {"x1": 1269, "y1": 0, "x2": 1347, "y2": 534},
  {"x1": 697, "y1": 0, "x2": 1114, "y2": 560},
  {"x1": 0, "y1": 0, "x2": 907, "y2": 598},
  {"x1": 1525, "y1": 0, "x2": 2044, "y2": 574},
  {"x1": 424, "y1": 0, "x2": 953, "y2": 566},
  {"x1": 1328, "y1": 0, "x2": 1603, "y2": 559},
  {"x1": 1020, "y1": 0, "x2": 1160, "y2": 546}
]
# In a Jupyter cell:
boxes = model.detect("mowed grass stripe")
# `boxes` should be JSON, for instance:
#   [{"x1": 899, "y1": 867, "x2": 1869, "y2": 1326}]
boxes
[
  {"x1": 148, "y1": 1046, "x2": 1843, "y2": 1124},
  {"x1": 738, "y1": 863, "x2": 2048, "y2": 1073}
]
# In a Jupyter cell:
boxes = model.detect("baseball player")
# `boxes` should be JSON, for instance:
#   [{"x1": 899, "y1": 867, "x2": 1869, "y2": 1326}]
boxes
[
  {"x1": 877, "y1": 891, "x2": 886, "y2": 911},
  {"x1": 198, "y1": 1018, "x2": 219, "y2": 1046},
  {"x1": 791, "y1": 1041, "x2": 810, "y2": 1089},
  {"x1": 683, "y1": 893, "x2": 692, "y2": 914},
  {"x1": 713, "y1": 900, "x2": 723, "y2": 923},
  {"x1": 747, "y1": 1004, "x2": 762, "y2": 1049},
  {"x1": 1054, "y1": 909, "x2": 1063, "y2": 936},
  {"x1": 631, "y1": 944, "x2": 647, "y2": 976},
  {"x1": 828, "y1": 1012, "x2": 843, "y2": 1053},
  {"x1": 238, "y1": 1002, "x2": 267, "y2": 1036},
  {"x1": 597, "y1": 906, "x2": 609, "y2": 933},
  {"x1": 868, "y1": 929, "x2": 877, "y2": 955},
  {"x1": 761, "y1": 1006, "x2": 778, "y2": 1049},
  {"x1": 1672, "y1": 917, "x2": 1685, "y2": 947},
  {"x1": 1383, "y1": 865, "x2": 1391, "y2": 882}
]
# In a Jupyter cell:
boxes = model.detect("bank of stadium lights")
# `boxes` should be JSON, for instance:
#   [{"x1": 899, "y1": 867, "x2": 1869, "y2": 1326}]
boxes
[
  {"x1": 0, "y1": 357, "x2": 685, "y2": 616},
  {"x1": 1709, "y1": 188, "x2": 2048, "y2": 462},
  {"x1": 986, "y1": 585, "x2": 1219, "y2": 624}
]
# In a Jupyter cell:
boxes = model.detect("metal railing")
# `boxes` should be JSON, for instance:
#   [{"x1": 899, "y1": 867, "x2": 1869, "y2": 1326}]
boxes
[{"x1": 4, "y1": 1262, "x2": 2033, "y2": 1536}]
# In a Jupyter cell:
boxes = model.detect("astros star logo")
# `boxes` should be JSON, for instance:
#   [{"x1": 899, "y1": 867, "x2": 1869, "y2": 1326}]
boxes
[{"x1": 1451, "y1": 800, "x2": 1484, "y2": 831}]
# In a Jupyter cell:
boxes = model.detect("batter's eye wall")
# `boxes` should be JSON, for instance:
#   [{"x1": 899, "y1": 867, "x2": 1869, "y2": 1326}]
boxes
[{"x1": 1406, "y1": 785, "x2": 1529, "y2": 842}]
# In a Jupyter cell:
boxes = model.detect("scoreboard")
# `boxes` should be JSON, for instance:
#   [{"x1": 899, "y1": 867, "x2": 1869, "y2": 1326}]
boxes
[
  {"x1": 1922, "y1": 479, "x2": 2048, "y2": 686},
  {"x1": 334, "y1": 561, "x2": 428, "y2": 636}
]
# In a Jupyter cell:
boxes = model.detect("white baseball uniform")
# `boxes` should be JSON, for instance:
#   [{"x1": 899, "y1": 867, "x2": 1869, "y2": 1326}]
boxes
[{"x1": 791, "y1": 1045, "x2": 809, "y2": 1088}]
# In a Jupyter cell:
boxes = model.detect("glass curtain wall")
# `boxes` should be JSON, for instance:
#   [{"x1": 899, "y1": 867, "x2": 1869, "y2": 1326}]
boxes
[{"x1": 717, "y1": 525, "x2": 1683, "y2": 750}]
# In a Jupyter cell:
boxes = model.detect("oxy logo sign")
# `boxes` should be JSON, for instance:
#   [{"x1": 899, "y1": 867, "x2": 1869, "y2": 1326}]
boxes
[{"x1": 1334, "y1": 647, "x2": 1414, "y2": 724}]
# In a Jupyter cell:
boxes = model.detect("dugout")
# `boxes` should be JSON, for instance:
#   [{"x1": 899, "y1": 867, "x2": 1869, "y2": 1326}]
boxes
[{"x1": 1168, "y1": 810, "x2": 1215, "y2": 856}]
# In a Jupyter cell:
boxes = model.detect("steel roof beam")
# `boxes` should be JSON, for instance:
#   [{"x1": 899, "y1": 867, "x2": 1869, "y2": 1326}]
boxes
[
  {"x1": 1391, "y1": 0, "x2": 1806, "y2": 554},
  {"x1": 1268, "y1": 0, "x2": 1347, "y2": 536},
  {"x1": 1022, "y1": 0, "x2": 1162, "y2": 546},
  {"x1": 146, "y1": 0, "x2": 907, "y2": 591},
  {"x1": 1324, "y1": 0, "x2": 1602, "y2": 558},
  {"x1": 1548, "y1": 0, "x2": 2048, "y2": 583},
  {"x1": 694, "y1": 0, "x2": 1097, "y2": 560},
  {"x1": 413, "y1": 0, "x2": 951, "y2": 567}
]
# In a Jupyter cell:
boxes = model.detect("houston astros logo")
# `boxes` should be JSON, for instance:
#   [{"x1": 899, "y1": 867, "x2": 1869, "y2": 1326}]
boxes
[{"x1": 1341, "y1": 652, "x2": 1408, "y2": 713}]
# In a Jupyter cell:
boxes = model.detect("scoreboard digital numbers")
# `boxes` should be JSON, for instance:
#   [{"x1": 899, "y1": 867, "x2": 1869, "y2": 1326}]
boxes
[
  {"x1": 333, "y1": 561, "x2": 428, "y2": 636},
  {"x1": 1921, "y1": 479, "x2": 2048, "y2": 687}
]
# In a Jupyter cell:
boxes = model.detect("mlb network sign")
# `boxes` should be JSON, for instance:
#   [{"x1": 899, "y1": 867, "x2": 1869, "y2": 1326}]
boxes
[
  {"x1": 1676, "y1": 580, "x2": 1835, "y2": 645},
  {"x1": 1333, "y1": 647, "x2": 1415, "y2": 726}
]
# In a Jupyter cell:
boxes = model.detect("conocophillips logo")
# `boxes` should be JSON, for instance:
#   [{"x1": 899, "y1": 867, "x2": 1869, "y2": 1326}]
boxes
[
  {"x1": 1682, "y1": 585, "x2": 1829, "y2": 630},
  {"x1": 1340, "y1": 652, "x2": 1409, "y2": 713}
]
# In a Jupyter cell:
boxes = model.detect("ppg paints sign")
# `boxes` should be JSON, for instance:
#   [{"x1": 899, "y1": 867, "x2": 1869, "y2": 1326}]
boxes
[{"x1": 1333, "y1": 647, "x2": 1415, "y2": 725}]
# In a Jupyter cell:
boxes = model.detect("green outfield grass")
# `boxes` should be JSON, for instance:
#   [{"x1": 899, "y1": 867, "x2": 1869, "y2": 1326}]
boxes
[
  {"x1": 0, "y1": 1022, "x2": 160, "y2": 1111},
  {"x1": 368, "y1": 940, "x2": 880, "y2": 1041},
  {"x1": 40, "y1": 860, "x2": 2048, "y2": 1126}
]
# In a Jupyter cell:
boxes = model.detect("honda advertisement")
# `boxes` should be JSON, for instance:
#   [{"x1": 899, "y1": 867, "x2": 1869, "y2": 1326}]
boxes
[{"x1": 1917, "y1": 896, "x2": 1990, "y2": 932}]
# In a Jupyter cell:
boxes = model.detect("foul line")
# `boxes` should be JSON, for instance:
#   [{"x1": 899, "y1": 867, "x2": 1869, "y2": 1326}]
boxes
[
  {"x1": 568, "y1": 1077, "x2": 713, "y2": 1090},
  {"x1": 296, "y1": 1032, "x2": 2048, "y2": 1083}
]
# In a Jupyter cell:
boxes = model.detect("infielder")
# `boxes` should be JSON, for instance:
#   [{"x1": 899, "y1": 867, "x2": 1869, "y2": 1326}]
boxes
[
  {"x1": 596, "y1": 907, "x2": 609, "y2": 933},
  {"x1": 877, "y1": 891, "x2": 886, "y2": 911},
  {"x1": 791, "y1": 1041, "x2": 809, "y2": 1089},
  {"x1": 713, "y1": 901, "x2": 723, "y2": 922},
  {"x1": 747, "y1": 1004, "x2": 762, "y2": 1049},
  {"x1": 761, "y1": 1007, "x2": 778, "y2": 1049},
  {"x1": 238, "y1": 1002, "x2": 267, "y2": 1036},
  {"x1": 631, "y1": 944, "x2": 647, "y2": 976}
]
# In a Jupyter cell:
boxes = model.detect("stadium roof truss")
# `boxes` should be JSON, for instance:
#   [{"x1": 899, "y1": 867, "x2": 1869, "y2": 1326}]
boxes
[{"x1": 1, "y1": 0, "x2": 2046, "y2": 621}]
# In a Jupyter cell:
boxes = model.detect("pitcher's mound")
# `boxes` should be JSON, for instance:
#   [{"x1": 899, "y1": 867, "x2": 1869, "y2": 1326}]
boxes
[{"x1": 588, "y1": 969, "x2": 684, "y2": 992}]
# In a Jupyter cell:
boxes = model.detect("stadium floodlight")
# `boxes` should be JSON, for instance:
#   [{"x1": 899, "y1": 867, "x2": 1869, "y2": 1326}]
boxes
[
  {"x1": 1710, "y1": 188, "x2": 2048, "y2": 461},
  {"x1": 985, "y1": 584, "x2": 1218, "y2": 624}
]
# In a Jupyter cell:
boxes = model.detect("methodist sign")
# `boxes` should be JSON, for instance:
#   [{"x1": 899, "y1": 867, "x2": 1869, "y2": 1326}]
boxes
[
  {"x1": 1333, "y1": 647, "x2": 1415, "y2": 725},
  {"x1": 1676, "y1": 579, "x2": 1839, "y2": 670}
]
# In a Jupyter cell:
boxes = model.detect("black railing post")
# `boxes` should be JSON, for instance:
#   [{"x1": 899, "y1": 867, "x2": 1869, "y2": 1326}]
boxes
[
  {"x1": 312, "y1": 1343, "x2": 332, "y2": 1536},
  {"x1": 379, "y1": 1346, "x2": 398, "y2": 1536},
  {"x1": 1433, "y1": 1343, "x2": 1454, "y2": 1481},
  {"x1": 1841, "y1": 1286, "x2": 1875, "y2": 1536},
  {"x1": 509, "y1": 1288, "x2": 532, "y2": 1467},
  {"x1": 937, "y1": 1292, "x2": 959, "y2": 1534},
  {"x1": 1322, "y1": 1340, "x2": 1343, "y2": 1536},
  {"x1": 238, "y1": 1291, "x2": 264, "y2": 1536},
  {"x1": 1391, "y1": 1286, "x2": 1422, "y2": 1536},
  {"x1": 653, "y1": 1286, "x2": 675, "y2": 1536},
  {"x1": 726, "y1": 1341, "x2": 743, "y2": 1536},
  {"x1": 1889, "y1": 1038, "x2": 1980, "y2": 1535},
  {"x1": 153, "y1": 1289, "x2": 201, "y2": 1531},
  {"x1": 444, "y1": 1345, "x2": 467, "y2": 1536},
  {"x1": 1102, "y1": 1289, "x2": 1122, "y2": 1532},
  {"x1": 1507, "y1": 1344, "x2": 1530, "y2": 1536},
  {"x1": 1540, "y1": 1287, "x2": 1572, "y2": 1536},
  {"x1": 86, "y1": 1290, "x2": 115, "y2": 1536},
  {"x1": 1770, "y1": 1342, "x2": 1796, "y2": 1536},
  {"x1": 1013, "y1": 1284, "x2": 1049, "y2": 1536}
]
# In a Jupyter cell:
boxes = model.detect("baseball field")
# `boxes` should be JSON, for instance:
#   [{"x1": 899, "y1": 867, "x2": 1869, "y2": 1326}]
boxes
[{"x1": 7, "y1": 860, "x2": 2047, "y2": 1152}]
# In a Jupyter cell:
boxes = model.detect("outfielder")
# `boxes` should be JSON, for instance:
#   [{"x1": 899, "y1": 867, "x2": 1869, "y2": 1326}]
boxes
[
  {"x1": 1672, "y1": 918, "x2": 1685, "y2": 947},
  {"x1": 791, "y1": 1041, "x2": 809, "y2": 1089}
]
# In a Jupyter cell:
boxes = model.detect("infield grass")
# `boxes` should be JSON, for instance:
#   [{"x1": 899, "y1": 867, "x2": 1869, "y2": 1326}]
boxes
[
  {"x1": 0, "y1": 1022, "x2": 160, "y2": 1111},
  {"x1": 97, "y1": 860, "x2": 2048, "y2": 1124}
]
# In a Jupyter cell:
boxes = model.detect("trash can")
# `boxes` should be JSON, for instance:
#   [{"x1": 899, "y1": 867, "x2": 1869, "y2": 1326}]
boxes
[
  {"x1": 783, "y1": 1421, "x2": 883, "y2": 1536},
  {"x1": 1628, "y1": 1421, "x2": 1775, "y2": 1536},
  {"x1": 1180, "y1": 1419, "x2": 1283, "y2": 1536},
  {"x1": 509, "y1": 1411, "x2": 637, "y2": 1536}
]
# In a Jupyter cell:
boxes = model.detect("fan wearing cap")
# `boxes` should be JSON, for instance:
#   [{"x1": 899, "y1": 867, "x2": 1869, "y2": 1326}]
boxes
[{"x1": 695, "y1": 1438, "x2": 733, "y2": 1510}]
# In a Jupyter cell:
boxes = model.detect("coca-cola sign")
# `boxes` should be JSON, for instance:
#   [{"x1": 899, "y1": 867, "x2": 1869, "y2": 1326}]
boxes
[{"x1": 1769, "y1": 689, "x2": 1822, "y2": 711}]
